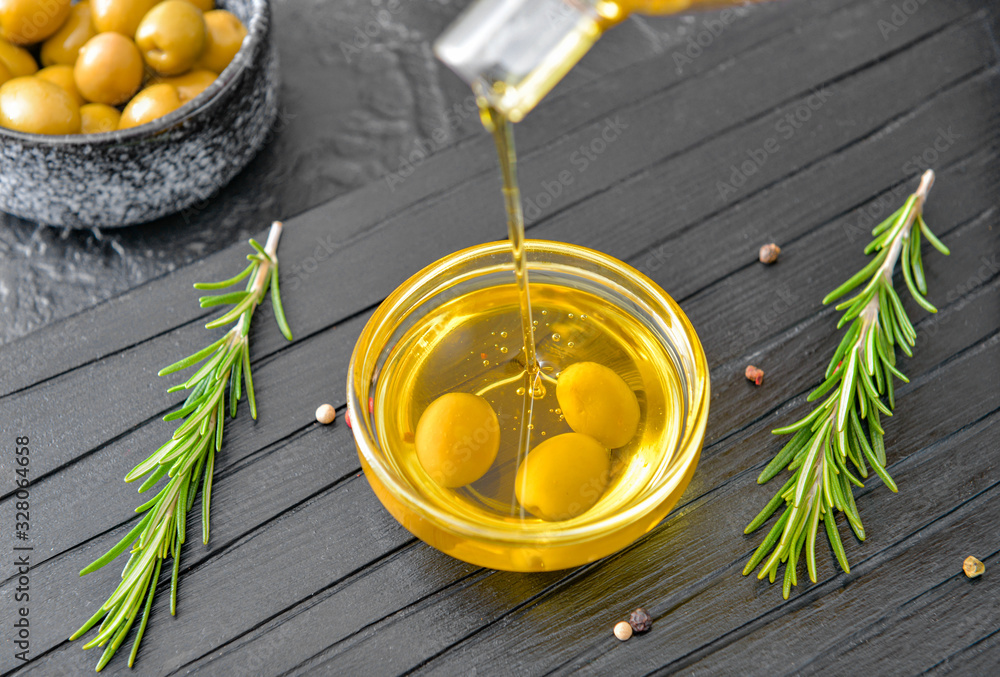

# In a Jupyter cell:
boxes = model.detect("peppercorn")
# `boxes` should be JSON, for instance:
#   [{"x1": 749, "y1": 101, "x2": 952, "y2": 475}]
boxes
[
  {"x1": 629, "y1": 607, "x2": 653, "y2": 633},
  {"x1": 963, "y1": 555, "x2": 985, "y2": 578},
  {"x1": 315, "y1": 404, "x2": 336, "y2": 425},
  {"x1": 613, "y1": 621, "x2": 632, "y2": 641},
  {"x1": 745, "y1": 365, "x2": 765, "y2": 386},
  {"x1": 759, "y1": 243, "x2": 781, "y2": 264}
]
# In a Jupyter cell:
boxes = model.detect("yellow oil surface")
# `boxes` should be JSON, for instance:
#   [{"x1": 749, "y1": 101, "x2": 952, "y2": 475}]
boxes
[{"x1": 375, "y1": 282, "x2": 685, "y2": 533}]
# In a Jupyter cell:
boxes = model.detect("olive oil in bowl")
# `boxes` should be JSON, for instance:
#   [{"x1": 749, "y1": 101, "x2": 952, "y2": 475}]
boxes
[{"x1": 376, "y1": 278, "x2": 686, "y2": 527}]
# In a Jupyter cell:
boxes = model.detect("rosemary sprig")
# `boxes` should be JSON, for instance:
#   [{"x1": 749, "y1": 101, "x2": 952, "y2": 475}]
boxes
[
  {"x1": 70, "y1": 221, "x2": 293, "y2": 671},
  {"x1": 744, "y1": 170, "x2": 949, "y2": 598}
]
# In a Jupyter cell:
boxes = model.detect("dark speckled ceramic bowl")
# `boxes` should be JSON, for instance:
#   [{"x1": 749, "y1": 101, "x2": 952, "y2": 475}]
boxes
[{"x1": 0, "y1": 0, "x2": 278, "y2": 228}]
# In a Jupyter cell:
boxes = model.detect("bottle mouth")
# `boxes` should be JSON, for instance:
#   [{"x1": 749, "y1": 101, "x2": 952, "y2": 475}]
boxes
[{"x1": 433, "y1": 0, "x2": 603, "y2": 122}]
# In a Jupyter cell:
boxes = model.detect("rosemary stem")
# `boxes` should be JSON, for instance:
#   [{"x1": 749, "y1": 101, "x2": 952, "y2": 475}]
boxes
[
  {"x1": 745, "y1": 168, "x2": 945, "y2": 597},
  {"x1": 232, "y1": 221, "x2": 285, "y2": 339},
  {"x1": 72, "y1": 225, "x2": 293, "y2": 671},
  {"x1": 854, "y1": 168, "x2": 933, "y2": 388},
  {"x1": 252, "y1": 221, "x2": 284, "y2": 295},
  {"x1": 876, "y1": 169, "x2": 934, "y2": 284},
  {"x1": 852, "y1": 302, "x2": 879, "y2": 390},
  {"x1": 263, "y1": 220, "x2": 284, "y2": 258}
]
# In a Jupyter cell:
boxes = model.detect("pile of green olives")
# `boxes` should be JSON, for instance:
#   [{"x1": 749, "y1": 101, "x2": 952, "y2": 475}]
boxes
[
  {"x1": 413, "y1": 361, "x2": 640, "y2": 522},
  {"x1": 514, "y1": 361, "x2": 639, "y2": 521},
  {"x1": 0, "y1": 0, "x2": 246, "y2": 134}
]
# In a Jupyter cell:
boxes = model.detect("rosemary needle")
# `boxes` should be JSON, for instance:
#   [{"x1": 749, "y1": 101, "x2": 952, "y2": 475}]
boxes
[
  {"x1": 71, "y1": 221, "x2": 293, "y2": 671},
  {"x1": 744, "y1": 170, "x2": 948, "y2": 597}
]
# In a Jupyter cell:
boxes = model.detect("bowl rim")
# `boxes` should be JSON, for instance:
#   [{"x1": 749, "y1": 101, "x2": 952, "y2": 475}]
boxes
[
  {"x1": 0, "y1": 0, "x2": 268, "y2": 146},
  {"x1": 347, "y1": 239, "x2": 711, "y2": 547}
]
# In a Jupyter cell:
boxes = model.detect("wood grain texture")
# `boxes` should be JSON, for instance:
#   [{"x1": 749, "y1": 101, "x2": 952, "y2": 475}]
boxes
[{"x1": 1, "y1": 0, "x2": 997, "y2": 674}]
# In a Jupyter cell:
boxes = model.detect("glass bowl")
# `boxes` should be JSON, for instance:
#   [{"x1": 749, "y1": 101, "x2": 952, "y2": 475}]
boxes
[{"x1": 347, "y1": 240, "x2": 709, "y2": 571}]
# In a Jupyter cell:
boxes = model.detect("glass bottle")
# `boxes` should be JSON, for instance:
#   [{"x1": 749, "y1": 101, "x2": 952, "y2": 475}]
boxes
[{"x1": 435, "y1": 0, "x2": 757, "y2": 122}]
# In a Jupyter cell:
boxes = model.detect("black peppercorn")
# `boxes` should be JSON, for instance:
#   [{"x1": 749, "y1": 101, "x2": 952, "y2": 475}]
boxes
[{"x1": 629, "y1": 607, "x2": 653, "y2": 633}]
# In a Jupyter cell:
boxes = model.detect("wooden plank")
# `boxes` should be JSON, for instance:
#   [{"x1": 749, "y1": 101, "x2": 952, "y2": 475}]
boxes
[
  {"x1": 675, "y1": 471, "x2": 1000, "y2": 673},
  {"x1": 0, "y1": 434, "x2": 412, "y2": 674},
  {"x1": 771, "y1": 553, "x2": 1000, "y2": 675},
  {"x1": 625, "y1": 454, "x2": 1000, "y2": 676},
  {"x1": 372, "y1": 211, "x2": 997, "y2": 668},
  {"x1": 528, "y1": 1, "x2": 984, "y2": 253},
  {"x1": 264, "y1": 148, "x2": 984, "y2": 664},
  {"x1": 149, "y1": 229, "x2": 1000, "y2": 674},
  {"x1": 926, "y1": 628, "x2": 1000, "y2": 675},
  {"x1": 0, "y1": 305, "x2": 365, "y2": 488},
  {"x1": 177, "y1": 543, "x2": 483, "y2": 676},
  {"x1": 535, "y1": 14, "x2": 993, "y2": 283},
  {"x1": 233, "y1": 0, "x2": 953, "y2": 369},
  {"x1": 397, "y1": 334, "x2": 1000, "y2": 677},
  {"x1": 229, "y1": 198, "x2": 996, "y2": 672},
  {"x1": 618, "y1": 56, "x2": 1000, "y2": 306},
  {"x1": 308, "y1": 203, "x2": 995, "y2": 672},
  {"x1": 0, "y1": 0, "x2": 940, "y2": 402}
]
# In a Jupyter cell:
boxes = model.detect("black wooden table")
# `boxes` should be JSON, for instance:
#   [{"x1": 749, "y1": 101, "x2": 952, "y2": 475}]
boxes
[{"x1": 2, "y1": 0, "x2": 999, "y2": 674}]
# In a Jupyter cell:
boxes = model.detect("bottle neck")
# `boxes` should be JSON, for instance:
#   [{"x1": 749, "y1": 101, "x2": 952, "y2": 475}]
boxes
[
  {"x1": 435, "y1": 0, "x2": 763, "y2": 121},
  {"x1": 434, "y1": 0, "x2": 606, "y2": 122}
]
